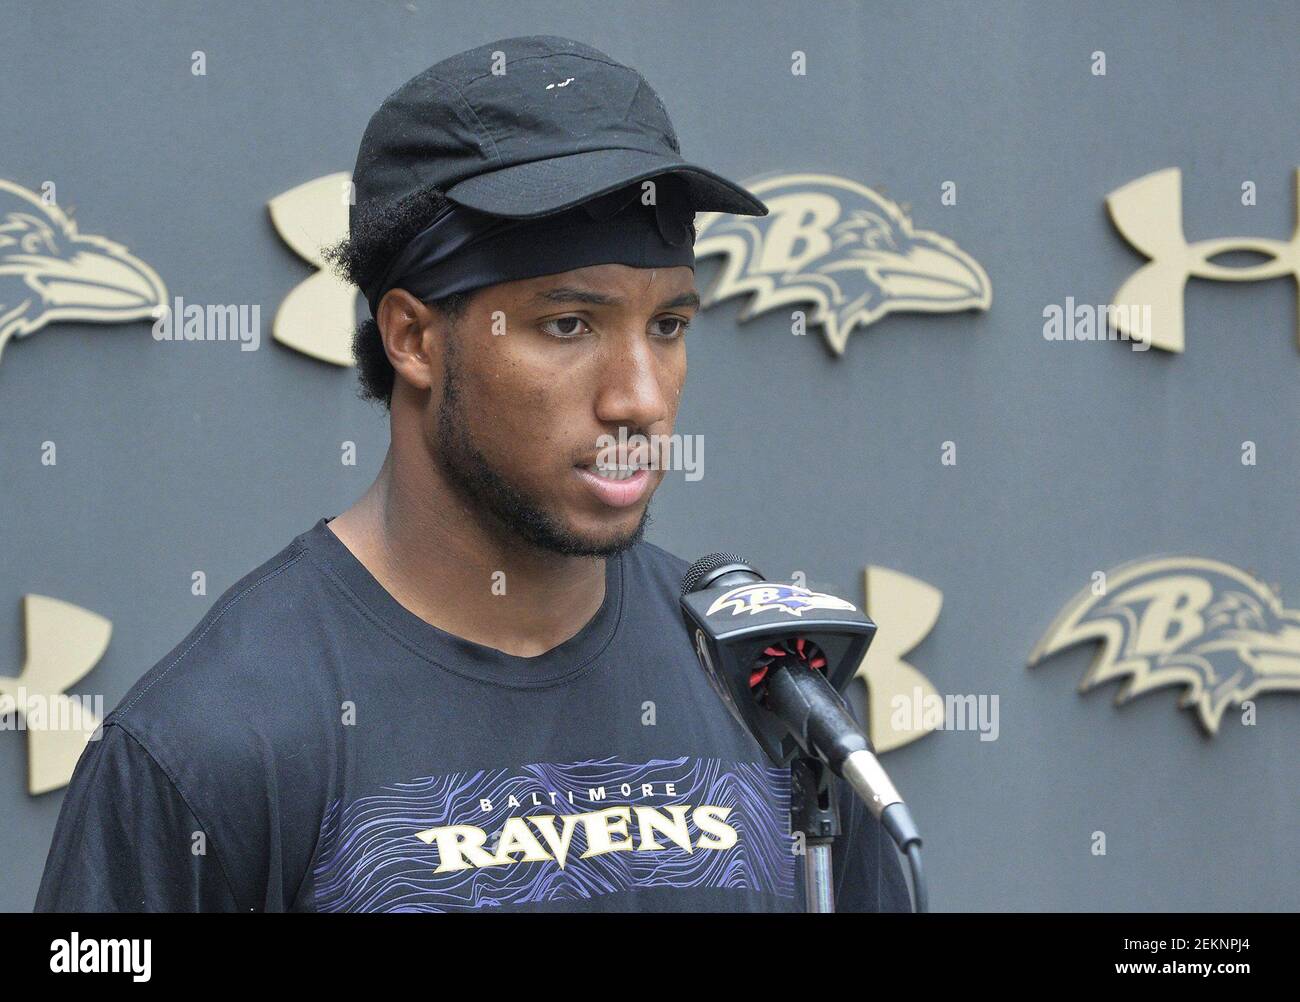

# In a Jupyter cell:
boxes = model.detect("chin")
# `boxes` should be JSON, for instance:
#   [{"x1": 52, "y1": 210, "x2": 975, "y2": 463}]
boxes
[{"x1": 555, "y1": 507, "x2": 650, "y2": 556}]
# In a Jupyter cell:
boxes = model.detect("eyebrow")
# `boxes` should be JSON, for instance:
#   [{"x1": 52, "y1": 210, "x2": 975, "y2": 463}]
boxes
[{"x1": 529, "y1": 286, "x2": 701, "y2": 311}]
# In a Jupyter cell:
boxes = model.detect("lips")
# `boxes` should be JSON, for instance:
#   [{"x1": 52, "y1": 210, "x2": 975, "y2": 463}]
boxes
[
  {"x1": 574, "y1": 441, "x2": 654, "y2": 470},
  {"x1": 574, "y1": 463, "x2": 653, "y2": 508},
  {"x1": 583, "y1": 463, "x2": 641, "y2": 481}
]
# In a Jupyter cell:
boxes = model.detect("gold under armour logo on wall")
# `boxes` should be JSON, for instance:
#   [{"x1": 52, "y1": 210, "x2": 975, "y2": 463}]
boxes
[
  {"x1": 0, "y1": 179, "x2": 167, "y2": 370},
  {"x1": 1107, "y1": 168, "x2": 1300, "y2": 353},
  {"x1": 1030, "y1": 557, "x2": 1300, "y2": 735},
  {"x1": 268, "y1": 172, "x2": 357, "y2": 366},
  {"x1": 0, "y1": 595, "x2": 110, "y2": 794},
  {"x1": 853, "y1": 566, "x2": 943, "y2": 752}
]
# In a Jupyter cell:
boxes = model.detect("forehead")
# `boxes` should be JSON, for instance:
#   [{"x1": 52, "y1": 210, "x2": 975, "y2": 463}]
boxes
[{"x1": 481, "y1": 264, "x2": 697, "y2": 309}]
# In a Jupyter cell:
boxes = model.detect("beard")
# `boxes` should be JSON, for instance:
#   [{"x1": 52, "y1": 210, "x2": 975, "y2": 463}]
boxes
[{"x1": 432, "y1": 340, "x2": 650, "y2": 557}]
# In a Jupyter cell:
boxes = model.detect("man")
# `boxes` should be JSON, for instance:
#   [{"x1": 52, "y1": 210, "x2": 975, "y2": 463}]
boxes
[{"x1": 36, "y1": 35, "x2": 910, "y2": 912}]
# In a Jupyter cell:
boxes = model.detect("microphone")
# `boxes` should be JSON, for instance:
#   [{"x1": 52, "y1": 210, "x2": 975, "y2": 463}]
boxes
[{"x1": 680, "y1": 553, "x2": 923, "y2": 854}]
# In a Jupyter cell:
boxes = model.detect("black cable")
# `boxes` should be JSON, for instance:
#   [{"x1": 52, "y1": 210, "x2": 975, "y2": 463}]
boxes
[{"x1": 905, "y1": 842, "x2": 928, "y2": 913}]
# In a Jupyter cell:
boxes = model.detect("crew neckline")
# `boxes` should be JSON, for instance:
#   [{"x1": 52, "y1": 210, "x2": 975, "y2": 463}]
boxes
[{"x1": 299, "y1": 516, "x2": 625, "y2": 688}]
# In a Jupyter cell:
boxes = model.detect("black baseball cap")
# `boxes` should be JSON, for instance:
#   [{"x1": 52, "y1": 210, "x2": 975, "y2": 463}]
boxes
[{"x1": 350, "y1": 35, "x2": 769, "y2": 228}]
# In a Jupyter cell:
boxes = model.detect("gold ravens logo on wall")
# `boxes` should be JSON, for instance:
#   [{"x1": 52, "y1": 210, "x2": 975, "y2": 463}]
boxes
[
  {"x1": 1030, "y1": 557, "x2": 1300, "y2": 734},
  {"x1": 0, "y1": 179, "x2": 166, "y2": 368},
  {"x1": 694, "y1": 172, "x2": 991, "y2": 355}
]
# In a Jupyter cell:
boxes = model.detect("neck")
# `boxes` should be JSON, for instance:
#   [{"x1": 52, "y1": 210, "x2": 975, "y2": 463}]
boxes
[{"x1": 328, "y1": 446, "x2": 607, "y2": 659}]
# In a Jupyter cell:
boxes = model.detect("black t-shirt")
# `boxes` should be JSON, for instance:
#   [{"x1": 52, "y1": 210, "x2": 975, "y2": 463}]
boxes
[{"x1": 35, "y1": 518, "x2": 911, "y2": 912}]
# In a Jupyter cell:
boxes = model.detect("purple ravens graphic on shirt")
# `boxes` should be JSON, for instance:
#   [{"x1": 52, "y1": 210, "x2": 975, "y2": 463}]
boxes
[{"x1": 312, "y1": 756, "x2": 793, "y2": 911}]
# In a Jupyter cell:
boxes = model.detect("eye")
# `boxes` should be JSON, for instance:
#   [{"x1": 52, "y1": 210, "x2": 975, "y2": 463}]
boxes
[
  {"x1": 22, "y1": 229, "x2": 56, "y2": 255},
  {"x1": 651, "y1": 316, "x2": 692, "y2": 339},
  {"x1": 540, "y1": 316, "x2": 591, "y2": 338}
]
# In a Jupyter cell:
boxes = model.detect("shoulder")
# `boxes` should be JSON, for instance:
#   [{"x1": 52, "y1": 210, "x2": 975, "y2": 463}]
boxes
[
  {"x1": 97, "y1": 527, "x2": 341, "y2": 909},
  {"x1": 107, "y1": 526, "x2": 336, "y2": 786},
  {"x1": 35, "y1": 719, "x2": 244, "y2": 912}
]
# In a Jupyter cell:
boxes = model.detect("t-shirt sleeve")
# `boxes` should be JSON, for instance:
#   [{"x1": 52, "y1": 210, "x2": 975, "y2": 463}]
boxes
[
  {"x1": 830, "y1": 783, "x2": 914, "y2": 913},
  {"x1": 33, "y1": 721, "x2": 241, "y2": 912}
]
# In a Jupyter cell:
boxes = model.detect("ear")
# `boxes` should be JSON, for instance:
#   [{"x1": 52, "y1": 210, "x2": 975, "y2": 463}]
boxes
[{"x1": 376, "y1": 289, "x2": 442, "y2": 394}]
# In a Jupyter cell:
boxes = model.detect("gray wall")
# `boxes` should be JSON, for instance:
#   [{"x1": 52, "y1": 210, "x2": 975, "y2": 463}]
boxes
[{"x1": 2, "y1": 0, "x2": 1297, "y2": 911}]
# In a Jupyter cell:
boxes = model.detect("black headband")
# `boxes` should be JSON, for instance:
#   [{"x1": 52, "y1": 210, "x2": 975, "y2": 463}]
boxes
[{"x1": 363, "y1": 181, "x2": 698, "y2": 318}]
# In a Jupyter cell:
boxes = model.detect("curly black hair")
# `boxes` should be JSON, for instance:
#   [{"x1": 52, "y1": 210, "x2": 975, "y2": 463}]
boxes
[{"x1": 322, "y1": 182, "x2": 474, "y2": 408}]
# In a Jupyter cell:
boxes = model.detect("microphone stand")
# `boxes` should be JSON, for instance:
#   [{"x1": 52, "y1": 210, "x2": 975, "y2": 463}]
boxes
[
  {"x1": 790, "y1": 756, "x2": 839, "y2": 913},
  {"x1": 680, "y1": 554, "x2": 928, "y2": 913}
]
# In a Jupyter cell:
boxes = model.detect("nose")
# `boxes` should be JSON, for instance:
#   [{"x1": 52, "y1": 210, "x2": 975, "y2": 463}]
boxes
[{"x1": 593, "y1": 330, "x2": 672, "y2": 434}]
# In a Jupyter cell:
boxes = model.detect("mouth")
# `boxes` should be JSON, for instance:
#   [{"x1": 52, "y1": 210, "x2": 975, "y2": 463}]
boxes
[
  {"x1": 574, "y1": 461, "x2": 653, "y2": 508},
  {"x1": 583, "y1": 461, "x2": 642, "y2": 481}
]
